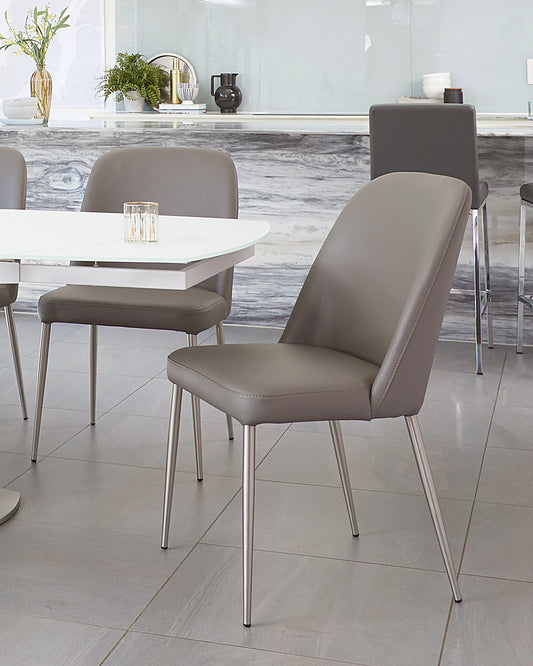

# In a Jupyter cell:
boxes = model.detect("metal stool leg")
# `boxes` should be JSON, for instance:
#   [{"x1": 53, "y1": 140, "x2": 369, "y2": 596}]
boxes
[
  {"x1": 329, "y1": 420, "x2": 358, "y2": 536},
  {"x1": 517, "y1": 200, "x2": 527, "y2": 353},
  {"x1": 4, "y1": 304, "x2": 28, "y2": 419},
  {"x1": 242, "y1": 424, "x2": 256, "y2": 627},
  {"x1": 161, "y1": 385, "x2": 183, "y2": 549},
  {"x1": 187, "y1": 334, "x2": 203, "y2": 481},
  {"x1": 472, "y1": 209, "x2": 483, "y2": 374},
  {"x1": 405, "y1": 415, "x2": 462, "y2": 602},
  {"x1": 31, "y1": 323, "x2": 51, "y2": 462},
  {"x1": 482, "y1": 203, "x2": 494, "y2": 349},
  {"x1": 216, "y1": 322, "x2": 235, "y2": 441},
  {"x1": 90, "y1": 324, "x2": 97, "y2": 424}
]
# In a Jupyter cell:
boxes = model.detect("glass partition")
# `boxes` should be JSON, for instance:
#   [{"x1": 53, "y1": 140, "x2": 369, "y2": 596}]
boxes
[
  {"x1": 117, "y1": 0, "x2": 533, "y2": 114},
  {"x1": 0, "y1": 0, "x2": 105, "y2": 109}
]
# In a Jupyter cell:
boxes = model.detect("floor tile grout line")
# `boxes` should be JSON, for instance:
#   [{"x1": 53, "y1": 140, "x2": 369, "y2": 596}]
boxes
[
  {"x1": 127, "y1": 630, "x2": 372, "y2": 666},
  {"x1": 198, "y1": 540, "x2": 464, "y2": 577},
  {"x1": 437, "y1": 347, "x2": 507, "y2": 665},
  {"x1": 458, "y1": 571, "x2": 533, "y2": 584},
  {"x1": 100, "y1": 630, "x2": 369, "y2": 666},
  {"x1": 113, "y1": 487, "x2": 244, "y2": 638},
  {"x1": 99, "y1": 422, "x2": 297, "y2": 663}
]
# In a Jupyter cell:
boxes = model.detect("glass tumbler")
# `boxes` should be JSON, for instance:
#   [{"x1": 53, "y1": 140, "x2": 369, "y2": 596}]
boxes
[{"x1": 124, "y1": 202, "x2": 159, "y2": 242}]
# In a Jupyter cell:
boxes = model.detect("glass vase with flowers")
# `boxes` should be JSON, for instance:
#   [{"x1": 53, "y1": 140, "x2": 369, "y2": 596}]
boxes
[{"x1": 0, "y1": 5, "x2": 70, "y2": 124}]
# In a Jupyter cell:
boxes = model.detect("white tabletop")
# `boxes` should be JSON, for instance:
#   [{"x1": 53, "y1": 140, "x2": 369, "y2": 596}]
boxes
[
  {"x1": 0, "y1": 209, "x2": 270, "y2": 290},
  {"x1": 0, "y1": 209, "x2": 270, "y2": 263}
]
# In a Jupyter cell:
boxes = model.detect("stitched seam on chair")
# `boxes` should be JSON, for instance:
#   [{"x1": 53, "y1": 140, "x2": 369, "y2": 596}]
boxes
[
  {"x1": 373, "y1": 202, "x2": 465, "y2": 415},
  {"x1": 168, "y1": 363, "x2": 370, "y2": 399},
  {"x1": 46, "y1": 301, "x2": 220, "y2": 315}
]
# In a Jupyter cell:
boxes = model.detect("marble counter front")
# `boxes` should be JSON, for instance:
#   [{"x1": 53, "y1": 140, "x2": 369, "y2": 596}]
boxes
[{"x1": 0, "y1": 114, "x2": 529, "y2": 342}]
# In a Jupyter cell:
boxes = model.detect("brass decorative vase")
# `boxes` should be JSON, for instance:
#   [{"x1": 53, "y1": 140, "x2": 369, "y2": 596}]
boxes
[{"x1": 30, "y1": 67, "x2": 52, "y2": 124}]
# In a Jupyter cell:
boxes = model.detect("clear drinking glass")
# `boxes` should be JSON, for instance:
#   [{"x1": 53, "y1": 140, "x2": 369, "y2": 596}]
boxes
[{"x1": 123, "y1": 202, "x2": 159, "y2": 242}]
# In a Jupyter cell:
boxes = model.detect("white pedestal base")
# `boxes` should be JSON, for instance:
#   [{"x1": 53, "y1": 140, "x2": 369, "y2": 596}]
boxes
[{"x1": 0, "y1": 488, "x2": 21, "y2": 525}]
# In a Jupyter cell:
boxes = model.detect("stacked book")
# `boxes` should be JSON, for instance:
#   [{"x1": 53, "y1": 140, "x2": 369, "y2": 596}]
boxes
[{"x1": 158, "y1": 103, "x2": 206, "y2": 114}]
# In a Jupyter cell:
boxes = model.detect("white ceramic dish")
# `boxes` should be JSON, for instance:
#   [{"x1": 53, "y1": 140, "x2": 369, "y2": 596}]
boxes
[{"x1": 2, "y1": 97, "x2": 38, "y2": 119}]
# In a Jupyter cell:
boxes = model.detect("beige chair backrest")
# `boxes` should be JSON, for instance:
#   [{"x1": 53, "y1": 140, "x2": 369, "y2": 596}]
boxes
[
  {"x1": 80, "y1": 146, "x2": 238, "y2": 301},
  {"x1": 281, "y1": 172, "x2": 471, "y2": 418}
]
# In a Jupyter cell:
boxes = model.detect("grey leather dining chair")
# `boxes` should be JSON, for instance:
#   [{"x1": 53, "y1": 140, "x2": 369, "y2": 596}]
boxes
[
  {"x1": 31, "y1": 146, "x2": 238, "y2": 474},
  {"x1": 161, "y1": 171, "x2": 471, "y2": 627},
  {"x1": 369, "y1": 103, "x2": 492, "y2": 374},
  {"x1": 0, "y1": 147, "x2": 28, "y2": 419}
]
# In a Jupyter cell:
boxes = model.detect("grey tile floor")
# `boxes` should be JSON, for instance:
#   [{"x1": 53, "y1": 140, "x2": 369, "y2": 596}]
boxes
[{"x1": 0, "y1": 313, "x2": 532, "y2": 666}]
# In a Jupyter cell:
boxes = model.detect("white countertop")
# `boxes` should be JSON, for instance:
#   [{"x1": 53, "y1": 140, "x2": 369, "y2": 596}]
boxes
[
  {"x1": 86, "y1": 111, "x2": 533, "y2": 136},
  {"x1": 3, "y1": 112, "x2": 533, "y2": 136}
]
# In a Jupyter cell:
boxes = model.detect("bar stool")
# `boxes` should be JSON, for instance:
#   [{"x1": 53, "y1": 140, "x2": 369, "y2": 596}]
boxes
[
  {"x1": 369, "y1": 103, "x2": 493, "y2": 374},
  {"x1": 517, "y1": 183, "x2": 533, "y2": 352}
]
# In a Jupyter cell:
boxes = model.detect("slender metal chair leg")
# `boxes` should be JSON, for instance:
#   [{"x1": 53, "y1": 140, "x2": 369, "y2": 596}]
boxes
[
  {"x1": 90, "y1": 324, "x2": 97, "y2": 425},
  {"x1": 472, "y1": 209, "x2": 483, "y2": 374},
  {"x1": 329, "y1": 420, "x2": 359, "y2": 536},
  {"x1": 215, "y1": 322, "x2": 235, "y2": 440},
  {"x1": 405, "y1": 415, "x2": 462, "y2": 602},
  {"x1": 482, "y1": 203, "x2": 494, "y2": 349},
  {"x1": 242, "y1": 424, "x2": 256, "y2": 627},
  {"x1": 31, "y1": 323, "x2": 52, "y2": 462},
  {"x1": 517, "y1": 201, "x2": 527, "y2": 353},
  {"x1": 161, "y1": 385, "x2": 183, "y2": 549},
  {"x1": 187, "y1": 334, "x2": 203, "y2": 481},
  {"x1": 4, "y1": 304, "x2": 28, "y2": 420}
]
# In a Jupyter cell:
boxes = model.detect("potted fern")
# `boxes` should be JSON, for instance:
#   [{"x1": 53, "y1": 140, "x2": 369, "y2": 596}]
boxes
[{"x1": 97, "y1": 52, "x2": 168, "y2": 111}]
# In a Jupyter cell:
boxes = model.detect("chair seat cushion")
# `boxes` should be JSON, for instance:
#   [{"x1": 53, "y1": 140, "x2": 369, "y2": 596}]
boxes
[
  {"x1": 167, "y1": 343, "x2": 379, "y2": 426},
  {"x1": 520, "y1": 182, "x2": 533, "y2": 204},
  {"x1": 0, "y1": 284, "x2": 18, "y2": 309},
  {"x1": 38, "y1": 285, "x2": 229, "y2": 334}
]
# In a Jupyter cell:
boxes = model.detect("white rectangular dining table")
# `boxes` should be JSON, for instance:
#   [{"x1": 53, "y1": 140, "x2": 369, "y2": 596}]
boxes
[
  {"x1": 0, "y1": 209, "x2": 270, "y2": 289},
  {"x1": 0, "y1": 208, "x2": 270, "y2": 524}
]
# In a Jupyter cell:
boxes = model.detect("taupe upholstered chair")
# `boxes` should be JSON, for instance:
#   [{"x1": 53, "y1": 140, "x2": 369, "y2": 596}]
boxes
[
  {"x1": 0, "y1": 147, "x2": 28, "y2": 419},
  {"x1": 161, "y1": 171, "x2": 471, "y2": 626},
  {"x1": 517, "y1": 183, "x2": 533, "y2": 352},
  {"x1": 31, "y1": 146, "x2": 238, "y2": 472},
  {"x1": 369, "y1": 103, "x2": 492, "y2": 374}
]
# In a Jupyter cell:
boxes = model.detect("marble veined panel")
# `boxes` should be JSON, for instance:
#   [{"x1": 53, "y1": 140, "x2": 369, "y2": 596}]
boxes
[{"x1": 1, "y1": 124, "x2": 528, "y2": 343}]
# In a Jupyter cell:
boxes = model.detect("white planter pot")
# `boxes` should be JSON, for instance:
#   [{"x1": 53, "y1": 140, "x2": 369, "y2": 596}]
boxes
[{"x1": 123, "y1": 91, "x2": 145, "y2": 112}]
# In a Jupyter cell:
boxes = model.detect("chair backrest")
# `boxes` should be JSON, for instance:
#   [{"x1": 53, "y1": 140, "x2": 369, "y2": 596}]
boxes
[
  {"x1": 369, "y1": 104, "x2": 482, "y2": 208},
  {"x1": 280, "y1": 172, "x2": 471, "y2": 418},
  {"x1": 80, "y1": 146, "x2": 238, "y2": 301},
  {"x1": 0, "y1": 147, "x2": 26, "y2": 306},
  {"x1": 0, "y1": 147, "x2": 26, "y2": 210}
]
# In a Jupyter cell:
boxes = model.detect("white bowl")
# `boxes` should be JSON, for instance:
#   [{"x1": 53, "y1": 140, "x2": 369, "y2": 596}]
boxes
[
  {"x1": 2, "y1": 97, "x2": 38, "y2": 119},
  {"x1": 423, "y1": 82, "x2": 446, "y2": 100},
  {"x1": 176, "y1": 83, "x2": 199, "y2": 103},
  {"x1": 423, "y1": 72, "x2": 451, "y2": 81}
]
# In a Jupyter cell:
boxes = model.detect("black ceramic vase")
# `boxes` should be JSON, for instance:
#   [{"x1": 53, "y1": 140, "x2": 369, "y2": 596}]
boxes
[{"x1": 211, "y1": 73, "x2": 242, "y2": 113}]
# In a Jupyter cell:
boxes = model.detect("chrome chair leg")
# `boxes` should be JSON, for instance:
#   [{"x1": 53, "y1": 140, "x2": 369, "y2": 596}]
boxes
[
  {"x1": 215, "y1": 322, "x2": 235, "y2": 441},
  {"x1": 329, "y1": 420, "x2": 359, "y2": 536},
  {"x1": 482, "y1": 203, "x2": 494, "y2": 349},
  {"x1": 161, "y1": 385, "x2": 183, "y2": 549},
  {"x1": 242, "y1": 424, "x2": 256, "y2": 627},
  {"x1": 472, "y1": 208, "x2": 483, "y2": 374},
  {"x1": 187, "y1": 334, "x2": 203, "y2": 481},
  {"x1": 90, "y1": 324, "x2": 97, "y2": 425},
  {"x1": 517, "y1": 200, "x2": 527, "y2": 353},
  {"x1": 4, "y1": 304, "x2": 28, "y2": 419},
  {"x1": 31, "y1": 323, "x2": 51, "y2": 462},
  {"x1": 405, "y1": 415, "x2": 462, "y2": 602}
]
